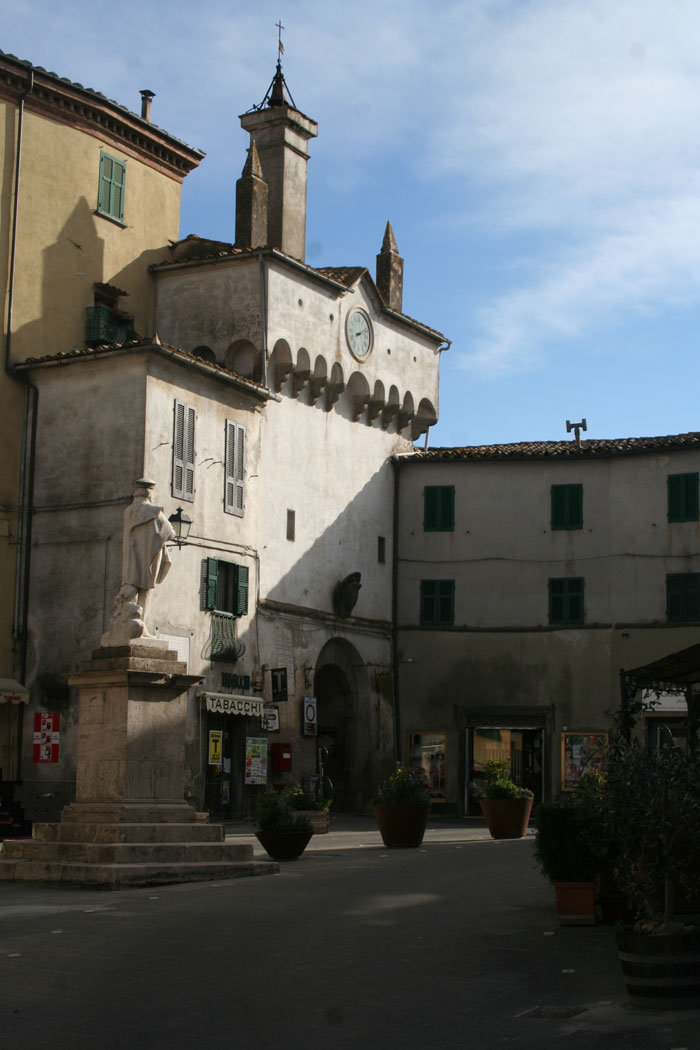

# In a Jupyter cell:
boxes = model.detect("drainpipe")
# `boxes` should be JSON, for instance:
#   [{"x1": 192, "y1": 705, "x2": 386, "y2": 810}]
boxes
[
  {"x1": 391, "y1": 458, "x2": 401, "y2": 763},
  {"x1": 258, "y1": 252, "x2": 269, "y2": 389},
  {"x1": 5, "y1": 70, "x2": 36, "y2": 781}
]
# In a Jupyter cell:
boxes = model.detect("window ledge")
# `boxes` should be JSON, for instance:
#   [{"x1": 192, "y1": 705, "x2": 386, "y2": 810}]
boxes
[{"x1": 94, "y1": 209, "x2": 127, "y2": 229}]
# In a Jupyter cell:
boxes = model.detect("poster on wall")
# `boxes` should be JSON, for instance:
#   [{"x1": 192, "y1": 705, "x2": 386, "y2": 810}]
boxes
[
  {"x1": 245, "y1": 737, "x2": 268, "y2": 785},
  {"x1": 261, "y1": 706, "x2": 280, "y2": 733},
  {"x1": 561, "y1": 731, "x2": 608, "y2": 790},
  {"x1": 208, "y1": 730, "x2": 223, "y2": 767},
  {"x1": 33, "y1": 712, "x2": 60, "y2": 763},
  {"x1": 271, "y1": 668, "x2": 288, "y2": 703}
]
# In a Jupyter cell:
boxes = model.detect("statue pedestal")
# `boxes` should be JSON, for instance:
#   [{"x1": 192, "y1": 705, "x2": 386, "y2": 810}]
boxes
[{"x1": 0, "y1": 645, "x2": 278, "y2": 885}]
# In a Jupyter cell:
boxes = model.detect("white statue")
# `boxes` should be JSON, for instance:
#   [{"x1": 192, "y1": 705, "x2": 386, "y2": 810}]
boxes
[{"x1": 101, "y1": 479, "x2": 175, "y2": 647}]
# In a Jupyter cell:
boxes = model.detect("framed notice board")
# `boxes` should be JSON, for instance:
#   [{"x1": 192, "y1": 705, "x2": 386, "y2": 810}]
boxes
[{"x1": 561, "y1": 730, "x2": 608, "y2": 791}]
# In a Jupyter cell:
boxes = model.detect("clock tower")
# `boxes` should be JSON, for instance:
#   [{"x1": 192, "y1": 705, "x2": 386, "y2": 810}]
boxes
[{"x1": 239, "y1": 60, "x2": 317, "y2": 262}]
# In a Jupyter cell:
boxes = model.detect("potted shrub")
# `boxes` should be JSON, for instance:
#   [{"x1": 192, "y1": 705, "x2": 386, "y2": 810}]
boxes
[
  {"x1": 286, "y1": 781, "x2": 332, "y2": 834},
  {"x1": 602, "y1": 724, "x2": 700, "y2": 1008},
  {"x1": 534, "y1": 798, "x2": 598, "y2": 923},
  {"x1": 255, "y1": 789, "x2": 313, "y2": 861},
  {"x1": 373, "y1": 764, "x2": 431, "y2": 847},
  {"x1": 479, "y1": 759, "x2": 534, "y2": 839}
]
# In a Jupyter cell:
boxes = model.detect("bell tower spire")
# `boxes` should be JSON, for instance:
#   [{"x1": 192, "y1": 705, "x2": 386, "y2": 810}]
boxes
[{"x1": 239, "y1": 27, "x2": 317, "y2": 261}]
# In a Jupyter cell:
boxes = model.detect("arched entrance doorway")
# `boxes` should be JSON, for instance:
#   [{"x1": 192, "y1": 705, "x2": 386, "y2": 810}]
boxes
[{"x1": 314, "y1": 638, "x2": 371, "y2": 811}]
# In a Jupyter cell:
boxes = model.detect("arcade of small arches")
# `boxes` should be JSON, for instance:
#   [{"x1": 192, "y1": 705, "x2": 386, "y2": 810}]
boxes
[{"x1": 191, "y1": 338, "x2": 437, "y2": 441}]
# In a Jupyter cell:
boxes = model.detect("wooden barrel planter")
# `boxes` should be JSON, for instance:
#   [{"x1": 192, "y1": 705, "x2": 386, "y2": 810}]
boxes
[
  {"x1": 373, "y1": 803, "x2": 430, "y2": 847},
  {"x1": 615, "y1": 927, "x2": 700, "y2": 1009},
  {"x1": 479, "y1": 797, "x2": 533, "y2": 840}
]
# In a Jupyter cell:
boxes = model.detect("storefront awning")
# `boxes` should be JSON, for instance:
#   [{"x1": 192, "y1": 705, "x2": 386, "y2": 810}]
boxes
[
  {"x1": 198, "y1": 691, "x2": 264, "y2": 718},
  {"x1": 0, "y1": 679, "x2": 29, "y2": 704}
]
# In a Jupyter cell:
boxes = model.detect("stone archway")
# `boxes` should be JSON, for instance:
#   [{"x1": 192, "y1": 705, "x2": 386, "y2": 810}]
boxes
[{"x1": 314, "y1": 638, "x2": 372, "y2": 811}]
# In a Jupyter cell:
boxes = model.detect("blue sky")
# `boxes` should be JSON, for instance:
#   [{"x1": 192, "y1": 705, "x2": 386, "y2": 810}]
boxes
[{"x1": 5, "y1": 0, "x2": 700, "y2": 447}]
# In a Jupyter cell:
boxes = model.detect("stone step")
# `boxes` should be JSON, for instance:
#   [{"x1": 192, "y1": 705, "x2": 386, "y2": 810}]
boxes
[
  {"x1": 1, "y1": 839, "x2": 254, "y2": 865},
  {"x1": 32, "y1": 822, "x2": 224, "y2": 844},
  {"x1": 60, "y1": 802, "x2": 202, "y2": 824},
  {"x1": 0, "y1": 857, "x2": 278, "y2": 887}
]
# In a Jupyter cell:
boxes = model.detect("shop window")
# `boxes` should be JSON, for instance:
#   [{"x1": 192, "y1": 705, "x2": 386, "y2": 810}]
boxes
[
  {"x1": 666, "y1": 573, "x2": 700, "y2": 622},
  {"x1": 551, "y1": 483, "x2": 583, "y2": 530},
  {"x1": 668, "y1": 473, "x2": 699, "y2": 522},
  {"x1": 420, "y1": 580, "x2": 455, "y2": 626},
  {"x1": 407, "y1": 732, "x2": 447, "y2": 800},
  {"x1": 424, "y1": 485, "x2": 455, "y2": 531},
  {"x1": 548, "y1": 577, "x2": 584, "y2": 625}
]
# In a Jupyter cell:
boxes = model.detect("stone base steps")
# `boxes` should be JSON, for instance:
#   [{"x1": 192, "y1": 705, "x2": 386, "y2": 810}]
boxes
[
  {"x1": 0, "y1": 838, "x2": 258, "y2": 865},
  {"x1": 0, "y1": 856, "x2": 277, "y2": 887},
  {"x1": 32, "y1": 821, "x2": 223, "y2": 844}
]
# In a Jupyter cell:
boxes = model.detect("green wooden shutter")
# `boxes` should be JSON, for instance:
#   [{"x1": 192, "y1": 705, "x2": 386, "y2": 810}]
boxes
[
  {"x1": 439, "y1": 487, "x2": 455, "y2": 530},
  {"x1": 668, "y1": 475, "x2": 683, "y2": 522},
  {"x1": 549, "y1": 578, "x2": 565, "y2": 624},
  {"x1": 567, "y1": 578, "x2": 585, "y2": 623},
  {"x1": 552, "y1": 485, "x2": 582, "y2": 529},
  {"x1": 205, "y1": 558, "x2": 219, "y2": 610},
  {"x1": 437, "y1": 580, "x2": 455, "y2": 624},
  {"x1": 420, "y1": 580, "x2": 437, "y2": 624},
  {"x1": 568, "y1": 485, "x2": 583, "y2": 529},
  {"x1": 97, "y1": 153, "x2": 125, "y2": 221},
  {"x1": 424, "y1": 487, "x2": 438, "y2": 530},
  {"x1": 235, "y1": 564, "x2": 249, "y2": 616},
  {"x1": 668, "y1": 474, "x2": 699, "y2": 521}
]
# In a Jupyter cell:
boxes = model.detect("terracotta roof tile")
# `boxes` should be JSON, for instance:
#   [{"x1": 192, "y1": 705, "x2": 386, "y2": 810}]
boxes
[{"x1": 410, "y1": 434, "x2": 700, "y2": 462}]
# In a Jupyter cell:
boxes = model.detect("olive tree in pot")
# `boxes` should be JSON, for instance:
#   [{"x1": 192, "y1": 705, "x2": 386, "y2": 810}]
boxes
[
  {"x1": 255, "y1": 789, "x2": 313, "y2": 861},
  {"x1": 479, "y1": 759, "x2": 534, "y2": 839},
  {"x1": 602, "y1": 722, "x2": 700, "y2": 1009},
  {"x1": 373, "y1": 764, "x2": 431, "y2": 847}
]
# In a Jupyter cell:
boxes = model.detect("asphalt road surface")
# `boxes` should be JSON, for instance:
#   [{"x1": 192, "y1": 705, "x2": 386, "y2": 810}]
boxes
[{"x1": 2, "y1": 828, "x2": 699, "y2": 1050}]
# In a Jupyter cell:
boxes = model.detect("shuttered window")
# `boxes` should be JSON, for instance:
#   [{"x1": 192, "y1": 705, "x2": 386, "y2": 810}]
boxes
[
  {"x1": 424, "y1": 486, "x2": 455, "y2": 531},
  {"x1": 549, "y1": 577, "x2": 585, "y2": 625},
  {"x1": 205, "y1": 558, "x2": 249, "y2": 617},
  {"x1": 551, "y1": 484, "x2": 583, "y2": 530},
  {"x1": 224, "y1": 421, "x2": 245, "y2": 516},
  {"x1": 172, "y1": 400, "x2": 196, "y2": 502},
  {"x1": 666, "y1": 573, "x2": 700, "y2": 622},
  {"x1": 668, "y1": 473, "x2": 699, "y2": 523},
  {"x1": 97, "y1": 152, "x2": 126, "y2": 222},
  {"x1": 420, "y1": 580, "x2": 455, "y2": 626}
]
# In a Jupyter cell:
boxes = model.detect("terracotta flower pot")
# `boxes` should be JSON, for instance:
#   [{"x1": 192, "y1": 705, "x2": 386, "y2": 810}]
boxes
[
  {"x1": 255, "y1": 829, "x2": 312, "y2": 861},
  {"x1": 554, "y1": 881, "x2": 597, "y2": 925},
  {"x1": 372, "y1": 803, "x2": 431, "y2": 847},
  {"x1": 479, "y1": 796, "x2": 533, "y2": 839}
]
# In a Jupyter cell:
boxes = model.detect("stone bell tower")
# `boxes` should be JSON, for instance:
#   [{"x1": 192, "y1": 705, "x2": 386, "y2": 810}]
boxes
[{"x1": 239, "y1": 58, "x2": 318, "y2": 262}]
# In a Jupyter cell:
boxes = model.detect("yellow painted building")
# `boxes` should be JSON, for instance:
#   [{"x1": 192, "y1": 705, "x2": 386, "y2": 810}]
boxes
[{"x1": 0, "y1": 50, "x2": 202, "y2": 780}]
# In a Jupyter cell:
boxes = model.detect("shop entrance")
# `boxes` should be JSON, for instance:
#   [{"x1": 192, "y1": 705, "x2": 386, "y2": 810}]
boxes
[
  {"x1": 314, "y1": 637, "x2": 371, "y2": 812},
  {"x1": 314, "y1": 663, "x2": 352, "y2": 811},
  {"x1": 466, "y1": 726, "x2": 545, "y2": 815},
  {"x1": 204, "y1": 712, "x2": 248, "y2": 819}
]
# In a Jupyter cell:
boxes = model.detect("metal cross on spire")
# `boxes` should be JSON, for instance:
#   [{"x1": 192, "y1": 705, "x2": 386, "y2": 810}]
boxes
[
  {"x1": 252, "y1": 20, "x2": 297, "y2": 111},
  {"x1": 276, "y1": 20, "x2": 285, "y2": 58}
]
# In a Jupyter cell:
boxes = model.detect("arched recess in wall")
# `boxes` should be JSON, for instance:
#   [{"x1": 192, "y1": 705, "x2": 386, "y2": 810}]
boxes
[
  {"x1": 314, "y1": 637, "x2": 372, "y2": 812},
  {"x1": 191, "y1": 345, "x2": 217, "y2": 364},
  {"x1": 325, "y1": 362, "x2": 345, "y2": 412},
  {"x1": 412, "y1": 398, "x2": 437, "y2": 441},
  {"x1": 291, "y1": 347, "x2": 311, "y2": 398},
  {"x1": 269, "y1": 338, "x2": 293, "y2": 392},
  {"x1": 309, "y1": 355, "x2": 328, "y2": 406},
  {"x1": 368, "y1": 380, "x2": 386, "y2": 425},
  {"x1": 225, "y1": 339, "x2": 262, "y2": 381},
  {"x1": 398, "y1": 391, "x2": 415, "y2": 434},
  {"x1": 345, "y1": 371, "x2": 371, "y2": 423},
  {"x1": 382, "y1": 384, "x2": 400, "y2": 430}
]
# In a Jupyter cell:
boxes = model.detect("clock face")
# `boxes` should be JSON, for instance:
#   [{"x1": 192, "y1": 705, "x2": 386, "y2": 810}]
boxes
[{"x1": 346, "y1": 309, "x2": 373, "y2": 360}]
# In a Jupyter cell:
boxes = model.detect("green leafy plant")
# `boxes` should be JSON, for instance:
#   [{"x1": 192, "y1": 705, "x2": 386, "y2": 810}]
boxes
[
  {"x1": 483, "y1": 759, "x2": 534, "y2": 800},
  {"x1": 285, "y1": 781, "x2": 332, "y2": 812},
  {"x1": 374, "y1": 763, "x2": 430, "y2": 805},
  {"x1": 533, "y1": 799, "x2": 597, "y2": 883},
  {"x1": 255, "y1": 790, "x2": 312, "y2": 834}
]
